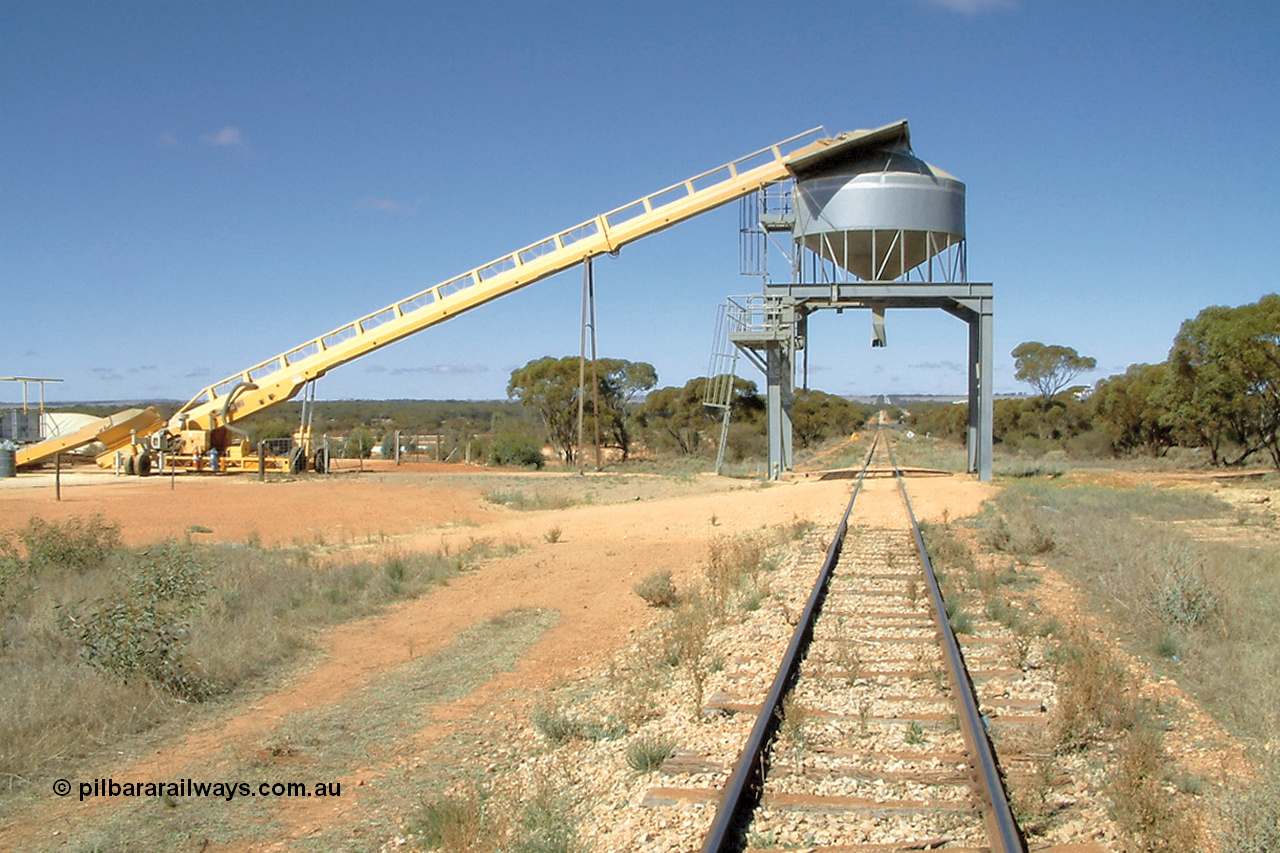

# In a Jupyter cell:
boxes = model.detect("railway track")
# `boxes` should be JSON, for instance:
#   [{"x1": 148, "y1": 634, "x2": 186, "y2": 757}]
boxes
[{"x1": 700, "y1": 433, "x2": 1026, "y2": 852}]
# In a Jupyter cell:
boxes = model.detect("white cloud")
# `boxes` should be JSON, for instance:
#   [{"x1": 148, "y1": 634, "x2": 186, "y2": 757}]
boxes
[
  {"x1": 392, "y1": 364, "x2": 488, "y2": 376},
  {"x1": 157, "y1": 131, "x2": 180, "y2": 148},
  {"x1": 431, "y1": 364, "x2": 488, "y2": 375},
  {"x1": 909, "y1": 360, "x2": 964, "y2": 372},
  {"x1": 92, "y1": 367, "x2": 122, "y2": 382},
  {"x1": 355, "y1": 196, "x2": 410, "y2": 214},
  {"x1": 922, "y1": 0, "x2": 1017, "y2": 14},
  {"x1": 201, "y1": 126, "x2": 244, "y2": 147}
]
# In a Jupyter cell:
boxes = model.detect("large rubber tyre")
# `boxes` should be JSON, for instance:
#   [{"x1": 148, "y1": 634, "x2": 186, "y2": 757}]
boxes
[
  {"x1": 136, "y1": 451, "x2": 152, "y2": 476},
  {"x1": 289, "y1": 446, "x2": 307, "y2": 474},
  {"x1": 312, "y1": 447, "x2": 328, "y2": 473},
  {"x1": 123, "y1": 455, "x2": 135, "y2": 475}
]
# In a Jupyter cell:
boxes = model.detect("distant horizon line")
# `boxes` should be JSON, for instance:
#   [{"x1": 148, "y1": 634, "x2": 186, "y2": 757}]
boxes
[{"x1": 1, "y1": 392, "x2": 1044, "y2": 409}]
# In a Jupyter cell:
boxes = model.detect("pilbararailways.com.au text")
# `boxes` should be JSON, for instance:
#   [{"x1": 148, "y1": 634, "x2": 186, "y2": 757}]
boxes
[{"x1": 53, "y1": 778, "x2": 341, "y2": 802}]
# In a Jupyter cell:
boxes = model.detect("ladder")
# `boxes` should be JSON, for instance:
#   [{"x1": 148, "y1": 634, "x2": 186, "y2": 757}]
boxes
[{"x1": 703, "y1": 302, "x2": 741, "y2": 475}]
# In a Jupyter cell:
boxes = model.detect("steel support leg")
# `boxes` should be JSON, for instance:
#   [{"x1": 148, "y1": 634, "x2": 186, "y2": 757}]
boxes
[
  {"x1": 968, "y1": 319, "x2": 980, "y2": 474},
  {"x1": 766, "y1": 344, "x2": 793, "y2": 479},
  {"x1": 967, "y1": 305, "x2": 993, "y2": 482},
  {"x1": 979, "y1": 307, "x2": 993, "y2": 481}
]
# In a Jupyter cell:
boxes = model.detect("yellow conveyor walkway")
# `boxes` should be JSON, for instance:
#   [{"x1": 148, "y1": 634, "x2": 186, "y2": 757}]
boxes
[{"x1": 16, "y1": 123, "x2": 895, "y2": 468}]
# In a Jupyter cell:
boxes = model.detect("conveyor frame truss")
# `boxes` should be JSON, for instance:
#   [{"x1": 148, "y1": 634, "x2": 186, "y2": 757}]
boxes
[
  {"x1": 172, "y1": 128, "x2": 832, "y2": 438},
  {"x1": 17, "y1": 126, "x2": 885, "y2": 468}
]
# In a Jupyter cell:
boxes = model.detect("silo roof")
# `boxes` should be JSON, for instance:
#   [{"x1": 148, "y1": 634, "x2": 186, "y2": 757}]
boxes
[
  {"x1": 786, "y1": 120, "x2": 936, "y2": 179},
  {"x1": 788, "y1": 119, "x2": 962, "y2": 183}
]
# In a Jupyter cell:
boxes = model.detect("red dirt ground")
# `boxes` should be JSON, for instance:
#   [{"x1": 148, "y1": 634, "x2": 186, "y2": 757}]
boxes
[{"x1": 0, "y1": 462, "x2": 993, "y2": 850}]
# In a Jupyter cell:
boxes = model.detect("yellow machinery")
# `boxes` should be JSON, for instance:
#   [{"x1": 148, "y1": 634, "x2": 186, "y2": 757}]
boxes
[
  {"x1": 14, "y1": 408, "x2": 161, "y2": 469},
  {"x1": 17, "y1": 125, "x2": 885, "y2": 472}
]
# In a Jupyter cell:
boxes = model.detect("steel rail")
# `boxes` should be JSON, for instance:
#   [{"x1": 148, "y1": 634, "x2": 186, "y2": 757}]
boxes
[
  {"x1": 699, "y1": 434, "x2": 881, "y2": 853},
  {"x1": 887, "y1": 439, "x2": 1027, "y2": 853}
]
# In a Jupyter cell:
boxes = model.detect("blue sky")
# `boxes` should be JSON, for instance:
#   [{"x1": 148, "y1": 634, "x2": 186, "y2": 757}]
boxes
[{"x1": 3, "y1": 1, "x2": 1278, "y2": 405}]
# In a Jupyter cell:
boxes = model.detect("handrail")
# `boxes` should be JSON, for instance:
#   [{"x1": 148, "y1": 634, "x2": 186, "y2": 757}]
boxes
[{"x1": 170, "y1": 127, "x2": 829, "y2": 431}]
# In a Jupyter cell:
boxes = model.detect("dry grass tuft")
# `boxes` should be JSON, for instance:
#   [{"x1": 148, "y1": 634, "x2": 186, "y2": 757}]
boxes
[
  {"x1": 633, "y1": 571, "x2": 678, "y2": 608},
  {"x1": 1049, "y1": 627, "x2": 1137, "y2": 752},
  {"x1": 1216, "y1": 761, "x2": 1280, "y2": 853},
  {"x1": 411, "y1": 774, "x2": 579, "y2": 853},
  {"x1": 626, "y1": 735, "x2": 675, "y2": 773},
  {"x1": 1108, "y1": 716, "x2": 1204, "y2": 851}
]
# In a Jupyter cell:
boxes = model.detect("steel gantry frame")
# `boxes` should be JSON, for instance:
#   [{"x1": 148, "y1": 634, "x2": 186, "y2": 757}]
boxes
[
  {"x1": 726, "y1": 284, "x2": 994, "y2": 482},
  {"x1": 755, "y1": 284, "x2": 993, "y2": 481},
  {"x1": 726, "y1": 124, "x2": 994, "y2": 483}
]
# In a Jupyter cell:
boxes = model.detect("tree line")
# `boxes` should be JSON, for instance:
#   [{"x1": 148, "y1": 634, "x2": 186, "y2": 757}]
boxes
[
  {"x1": 82, "y1": 293, "x2": 1279, "y2": 470},
  {"x1": 911, "y1": 294, "x2": 1280, "y2": 467},
  {"x1": 216, "y1": 356, "x2": 870, "y2": 468},
  {"x1": 505, "y1": 356, "x2": 873, "y2": 466}
]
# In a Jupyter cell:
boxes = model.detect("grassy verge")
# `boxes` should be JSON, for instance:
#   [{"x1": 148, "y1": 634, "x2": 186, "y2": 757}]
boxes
[
  {"x1": 939, "y1": 478, "x2": 1280, "y2": 850},
  {"x1": 483, "y1": 488, "x2": 587, "y2": 511},
  {"x1": 472, "y1": 469, "x2": 742, "y2": 512},
  {"x1": 50, "y1": 607, "x2": 558, "y2": 853},
  {"x1": 923, "y1": 507, "x2": 1204, "y2": 849},
  {"x1": 983, "y1": 482, "x2": 1280, "y2": 742},
  {"x1": 889, "y1": 434, "x2": 970, "y2": 472},
  {"x1": 0, "y1": 514, "x2": 513, "y2": 804}
]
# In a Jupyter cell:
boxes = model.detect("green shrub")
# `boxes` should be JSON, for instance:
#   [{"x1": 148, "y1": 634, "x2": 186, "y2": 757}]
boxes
[
  {"x1": 131, "y1": 542, "x2": 208, "y2": 607},
  {"x1": 0, "y1": 537, "x2": 27, "y2": 608},
  {"x1": 1155, "y1": 631, "x2": 1181, "y2": 659},
  {"x1": 19, "y1": 514, "x2": 121, "y2": 572},
  {"x1": 489, "y1": 433, "x2": 545, "y2": 469},
  {"x1": 949, "y1": 605, "x2": 975, "y2": 635},
  {"x1": 60, "y1": 543, "x2": 214, "y2": 701},
  {"x1": 980, "y1": 510, "x2": 1054, "y2": 556},
  {"x1": 344, "y1": 427, "x2": 375, "y2": 458},
  {"x1": 737, "y1": 574, "x2": 768, "y2": 612},
  {"x1": 1154, "y1": 562, "x2": 1218, "y2": 628}
]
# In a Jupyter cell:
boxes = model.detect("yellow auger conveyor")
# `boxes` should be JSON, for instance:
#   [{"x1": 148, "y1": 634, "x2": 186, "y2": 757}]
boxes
[{"x1": 15, "y1": 123, "x2": 901, "y2": 472}]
